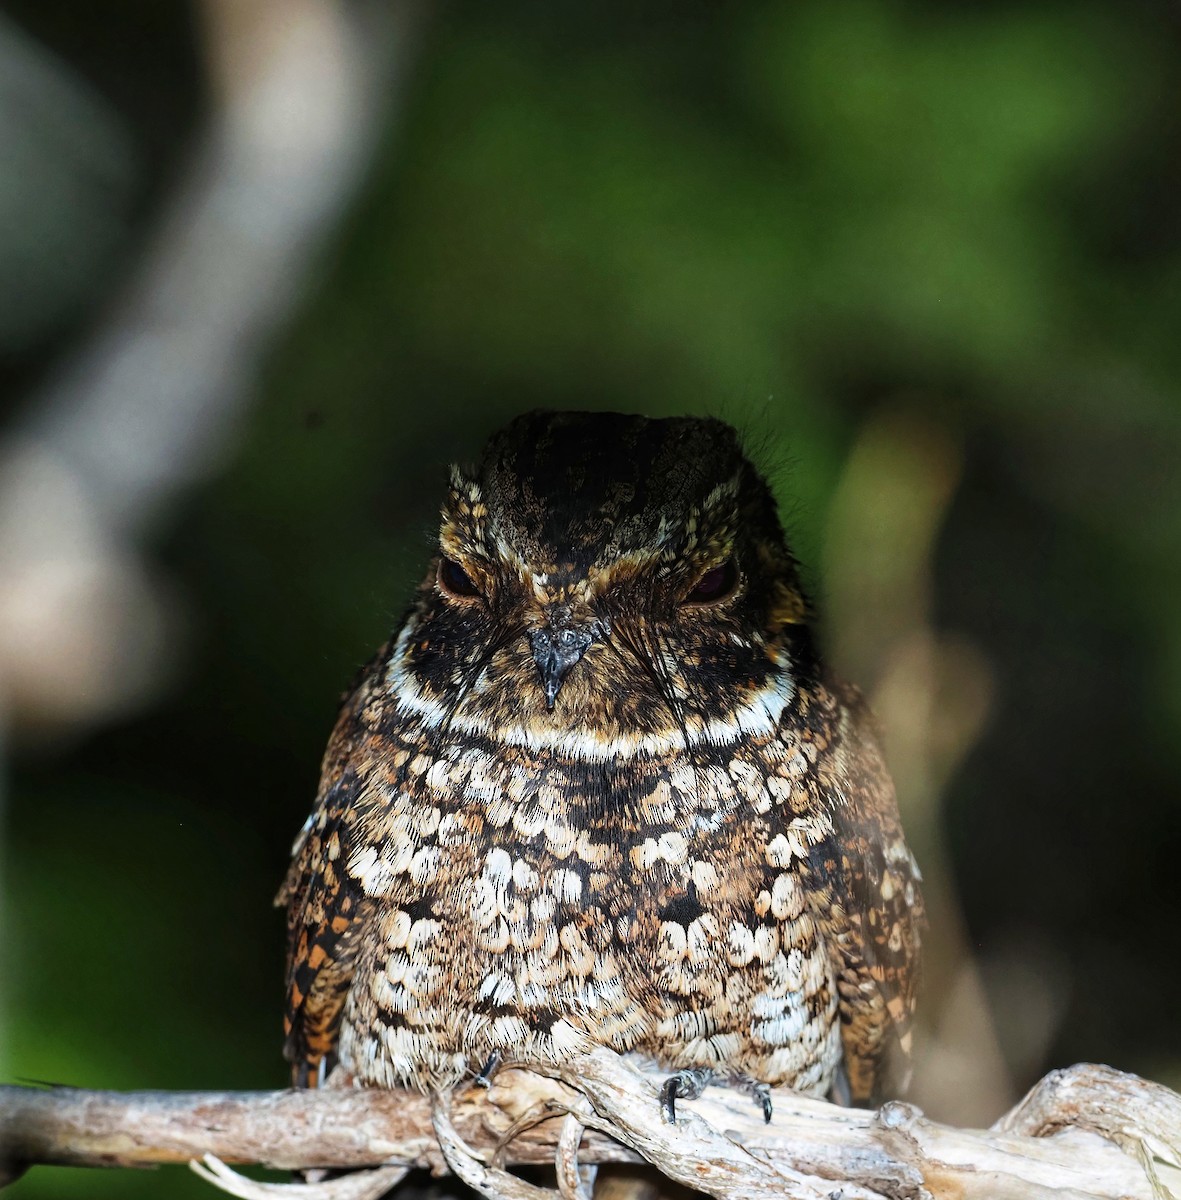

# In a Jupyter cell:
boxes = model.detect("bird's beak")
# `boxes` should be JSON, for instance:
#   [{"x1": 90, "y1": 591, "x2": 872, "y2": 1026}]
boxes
[{"x1": 530, "y1": 623, "x2": 596, "y2": 709}]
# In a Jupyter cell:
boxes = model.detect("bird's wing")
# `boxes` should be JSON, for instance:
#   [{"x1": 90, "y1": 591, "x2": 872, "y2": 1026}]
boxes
[
  {"x1": 799, "y1": 683, "x2": 925, "y2": 1104},
  {"x1": 276, "y1": 677, "x2": 382, "y2": 1088}
]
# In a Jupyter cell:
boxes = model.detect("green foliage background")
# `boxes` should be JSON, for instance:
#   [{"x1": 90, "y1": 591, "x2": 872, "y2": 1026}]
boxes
[{"x1": 2, "y1": 2, "x2": 1179, "y2": 1196}]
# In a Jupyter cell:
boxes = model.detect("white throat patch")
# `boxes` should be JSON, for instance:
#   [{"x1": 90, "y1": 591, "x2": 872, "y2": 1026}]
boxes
[{"x1": 384, "y1": 624, "x2": 795, "y2": 762}]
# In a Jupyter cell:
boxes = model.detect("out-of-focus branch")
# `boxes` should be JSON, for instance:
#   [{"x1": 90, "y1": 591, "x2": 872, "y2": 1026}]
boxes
[
  {"x1": 0, "y1": 0, "x2": 427, "y2": 733},
  {"x1": 2, "y1": 1051, "x2": 1179, "y2": 1200},
  {"x1": 824, "y1": 406, "x2": 1007, "y2": 1125}
]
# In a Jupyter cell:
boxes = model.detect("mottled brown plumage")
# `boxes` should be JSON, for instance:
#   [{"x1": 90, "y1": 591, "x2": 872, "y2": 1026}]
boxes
[{"x1": 278, "y1": 411, "x2": 923, "y2": 1111}]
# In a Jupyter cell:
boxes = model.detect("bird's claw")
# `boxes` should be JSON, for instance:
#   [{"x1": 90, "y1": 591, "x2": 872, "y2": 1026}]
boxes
[
  {"x1": 474, "y1": 1050, "x2": 502, "y2": 1089},
  {"x1": 660, "y1": 1068, "x2": 773, "y2": 1124},
  {"x1": 660, "y1": 1067, "x2": 714, "y2": 1124},
  {"x1": 746, "y1": 1080, "x2": 773, "y2": 1124}
]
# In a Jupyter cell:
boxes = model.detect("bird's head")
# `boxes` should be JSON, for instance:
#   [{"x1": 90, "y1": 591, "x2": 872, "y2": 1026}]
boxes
[{"x1": 387, "y1": 411, "x2": 816, "y2": 760}]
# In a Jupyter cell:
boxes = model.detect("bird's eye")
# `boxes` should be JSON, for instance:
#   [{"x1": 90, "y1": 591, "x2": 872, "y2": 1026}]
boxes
[
  {"x1": 438, "y1": 557, "x2": 482, "y2": 600},
  {"x1": 683, "y1": 559, "x2": 739, "y2": 605}
]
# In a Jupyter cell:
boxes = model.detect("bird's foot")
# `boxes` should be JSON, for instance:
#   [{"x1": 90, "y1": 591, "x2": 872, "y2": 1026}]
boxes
[
  {"x1": 660, "y1": 1068, "x2": 773, "y2": 1124},
  {"x1": 730, "y1": 1073, "x2": 774, "y2": 1123},
  {"x1": 474, "y1": 1050, "x2": 503, "y2": 1089},
  {"x1": 660, "y1": 1067, "x2": 714, "y2": 1124}
]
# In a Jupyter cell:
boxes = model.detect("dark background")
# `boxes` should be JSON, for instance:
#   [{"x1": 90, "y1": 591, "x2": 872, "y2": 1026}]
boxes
[{"x1": 2, "y1": 2, "x2": 1179, "y2": 1197}]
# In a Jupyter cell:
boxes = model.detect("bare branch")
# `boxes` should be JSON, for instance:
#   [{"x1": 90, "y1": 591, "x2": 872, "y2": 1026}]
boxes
[
  {"x1": 0, "y1": 0, "x2": 429, "y2": 733},
  {"x1": 3, "y1": 1052, "x2": 1180, "y2": 1200},
  {"x1": 0, "y1": 1073, "x2": 638, "y2": 1175},
  {"x1": 190, "y1": 1155, "x2": 409, "y2": 1200}
]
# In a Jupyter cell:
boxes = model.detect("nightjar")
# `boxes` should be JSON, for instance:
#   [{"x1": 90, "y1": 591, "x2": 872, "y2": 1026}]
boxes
[{"x1": 279, "y1": 411, "x2": 923, "y2": 1116}]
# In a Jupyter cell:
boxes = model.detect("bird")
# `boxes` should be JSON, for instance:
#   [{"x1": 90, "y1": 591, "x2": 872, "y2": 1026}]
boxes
[{"x1": 277, "y1": 410, "x2": 923, "y2": 1120}]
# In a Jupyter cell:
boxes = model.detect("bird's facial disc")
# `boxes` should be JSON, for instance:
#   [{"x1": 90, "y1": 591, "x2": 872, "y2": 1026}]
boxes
[{"x1": 392, "y1": 412, "x2": 811, "y2": 754}]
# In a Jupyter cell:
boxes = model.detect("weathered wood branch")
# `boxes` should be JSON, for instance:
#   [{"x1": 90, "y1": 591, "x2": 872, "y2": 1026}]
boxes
[{"x1": 2, "y1": 1050, "x2": 1180, "y2": 1200}]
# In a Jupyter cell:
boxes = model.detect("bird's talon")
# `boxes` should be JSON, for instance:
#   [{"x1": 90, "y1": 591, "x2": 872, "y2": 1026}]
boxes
[
  {"x1": 660, "y1": 1068, "x2": 713, "y2": 1124},
  {"x1": 474, "y1": 1050, "x2": 502, "y2": 1089},
  {"x1": 660, "y1": 1078, "x2": 678, "y2": 1124},
  {"x1": 729, "y1": 1074, "x2": 774, "y2": 1123}
]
